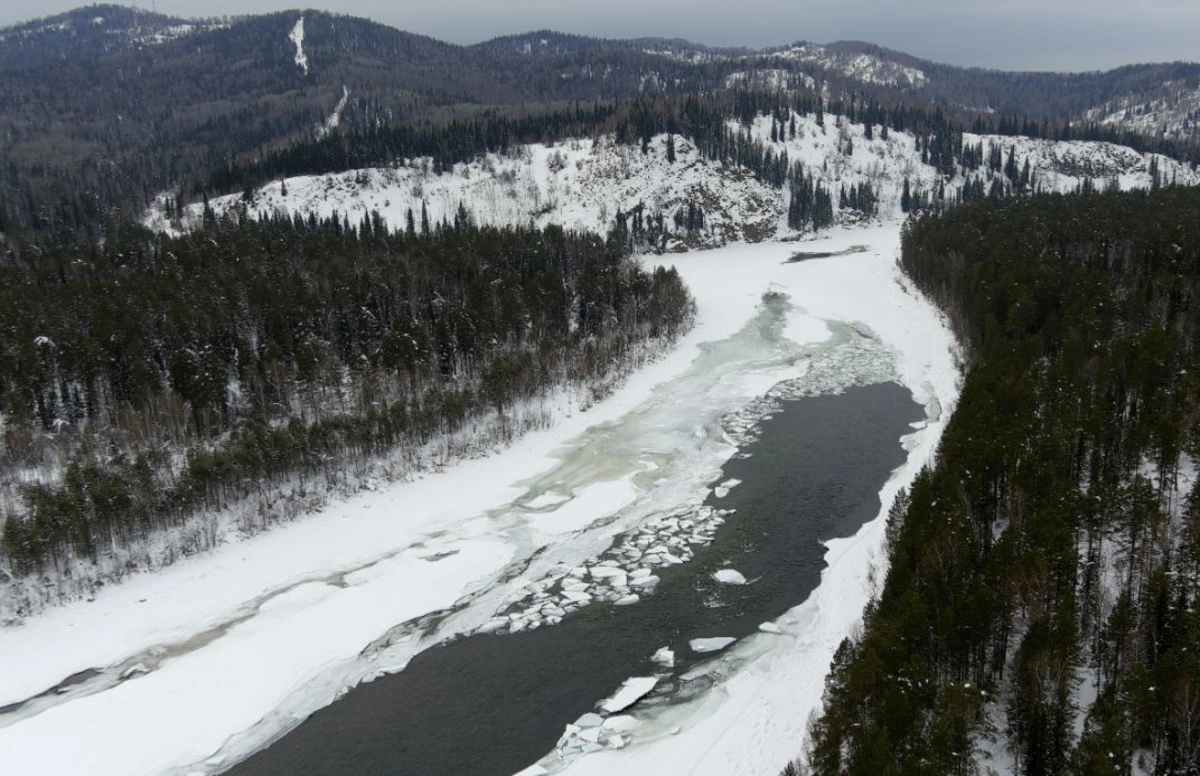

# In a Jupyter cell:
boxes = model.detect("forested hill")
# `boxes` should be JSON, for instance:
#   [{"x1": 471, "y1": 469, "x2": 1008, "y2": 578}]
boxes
[
  {"x1": 0, "y1": 216, "x2": 693, "y2": 609},
  {"x1": 2, "y1": 5, "x2": 1198, "y2": 235},
  {"x1": 802, "y1": 187, "x2": 1200, "y2": 775}
]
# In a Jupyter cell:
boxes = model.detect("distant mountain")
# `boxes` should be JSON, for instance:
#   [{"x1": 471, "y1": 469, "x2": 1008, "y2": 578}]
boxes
[
  {"x1": 471, "y1": 29, "x2": 751, "y2": 62},
  {"x1": 0, "y1": 4, "x2": 221, "y2": 68},
  {"x1": 0, "y1": 4, "x2": 1196, "y2": 234}
]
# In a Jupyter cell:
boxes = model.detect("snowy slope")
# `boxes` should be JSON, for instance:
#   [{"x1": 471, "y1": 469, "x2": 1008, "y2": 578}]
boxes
[
  {"x1": 1086, "y1": 80, "x2": 1200, "y2": 141},
  {"x1": 149, "y1": 112, "x2": 1198, "y2": 246},
  {"x1": 288, "y1": 16, "x2": 308, "y2": 76},
  {"x1": 725, "y1": 68, "x2": 816, "y2": 92},
  {"x1": 742, "y1": 113, "x2": 1200, "y2": 203},
  {"x1": 768, "y1": 44, "x2": 928, "y2": 88},
  {"x1": 151, "y1": 135, "x2": 784, "y2": 249}
]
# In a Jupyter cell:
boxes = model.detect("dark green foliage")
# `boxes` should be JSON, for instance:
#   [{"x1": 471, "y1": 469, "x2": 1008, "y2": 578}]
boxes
[
  {"x1": 807, "y1": 188, "x2": 1200, "y2": 774},
  {"x1": 0, "y1": 214, "x2": 694, "y2": 573}
]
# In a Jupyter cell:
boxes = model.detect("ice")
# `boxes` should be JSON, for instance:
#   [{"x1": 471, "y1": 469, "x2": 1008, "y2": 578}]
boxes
[
  {"x1": 550, "y1": 225, "x2": 961, "y2": 775},
  {"x1": 525, "y1": 492, "x2": 571, "y2": 510},
  {"x1": 575, "y1": 713, "x2": 604, "y2": 728},
  {"x1": 711, "y1": 569, "x2": 747, "y2": 585},
  {"x1": 601, "y1": 715, "x2": 640, "y2": 734},
  {"x1": 712, "y1": 478, "x2": 742, "y2": 500},
  {"x1": 784, "y1": 311, "x2": 831, "y2": 345},
  {"x1": 514, "y1": 765, "x2": 550, "y2": 776},
  {"x1": 0, "y1": 223, "x2": 962, "y2": 776},
  {"x1": 652, "y1": 647, "x2": 676, "y2": 667},
  {"x1": 578, "y1": 728, "x2": 603, "y2": 744},
  {"x1": 613, "y1": 595, "x2": 640, "y2": 606},
  {"x1": 119, "y1": 663, "x2": 149, "y2": 680},
  {"x1": 629, "y1": 575, "x2": 660, "y2": 590},
  {"x1": 758, "y1": 622, "x2": 783, "y2": 634},
  {"x1": 600, "y1": 677, "x2": 658, "y2": 713},
  {"x1": 690, "y1": 637, "x2": 737, "y2": 654}
]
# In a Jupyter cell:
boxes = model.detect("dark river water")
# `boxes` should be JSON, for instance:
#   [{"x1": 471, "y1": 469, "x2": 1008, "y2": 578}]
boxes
[{"x1": 227, "y1": 382, "x2": 921, "y2": 776}]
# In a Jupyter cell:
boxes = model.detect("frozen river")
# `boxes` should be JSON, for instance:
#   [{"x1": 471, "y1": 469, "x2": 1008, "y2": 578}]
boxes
[
  {"x1": 229, "y1": 382, "x2": 921, "y2": 775},
  {"x1": 0, "y1": 223, "x2": 960, "y2": 776}
]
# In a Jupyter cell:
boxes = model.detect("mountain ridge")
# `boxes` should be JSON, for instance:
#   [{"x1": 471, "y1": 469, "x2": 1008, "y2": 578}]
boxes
[{"x1": 0, "y1": 4, "x2": 1196, "y2": 236}]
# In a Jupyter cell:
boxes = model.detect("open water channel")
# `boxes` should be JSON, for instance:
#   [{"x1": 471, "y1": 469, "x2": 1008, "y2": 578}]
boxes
[{"x1": 228, "y1": 381, "x2": 921, "y2": 776}]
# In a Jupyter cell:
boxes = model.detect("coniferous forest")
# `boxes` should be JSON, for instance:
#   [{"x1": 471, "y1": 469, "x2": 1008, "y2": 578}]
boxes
[
  {"x1": 0, "y1": 214, "x2": 693, "y2": 585},
  {"x1": 6, "y1": 9, "x2": 1200, "y2": 773},
  {"x1": 803, "y1": 187, "x2": 1200, "y2": 775}
]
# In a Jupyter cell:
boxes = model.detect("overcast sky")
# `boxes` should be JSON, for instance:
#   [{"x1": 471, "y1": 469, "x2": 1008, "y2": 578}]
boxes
[{"x1": 1, "y1": 0, "x2": 1197, "y2": 71}]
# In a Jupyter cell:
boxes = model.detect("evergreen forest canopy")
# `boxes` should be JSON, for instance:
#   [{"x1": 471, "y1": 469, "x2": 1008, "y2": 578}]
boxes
[
  {"x1": 0, "y1": 213, "x2": 693, "y2": 583},
  {"x1": 802, "y1": 187, "x2": 1200, "y2": 775}
]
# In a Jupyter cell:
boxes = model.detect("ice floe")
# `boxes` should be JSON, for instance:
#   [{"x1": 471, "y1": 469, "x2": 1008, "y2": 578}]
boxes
[
  {"x1": 690, "y1": 637, "x2": 737, "y2": 654},
  {"x1": 601, "y1": 677, "x2": 659, "y2": 713},
  {"x1": 711, "y1": 569, "x2": 747, "y2": 585}
]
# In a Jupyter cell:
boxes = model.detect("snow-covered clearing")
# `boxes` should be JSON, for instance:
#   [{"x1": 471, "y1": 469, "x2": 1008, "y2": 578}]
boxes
[
  {"x1": 316, "y1": 85, "x2": 349, "y2": 139},
  {"x1": 769, "y1": 44, "x2": 928, "y2": 88},
  {"x1": 146, "y1": 113, "x2": 1196, "y2": 258},
  {"x1": 288, "y1": 16, "x2": 307, "y2": 76},
  {"x1": 0, "y1": 223, "x2": 959, "y2": 775},
  {"x1": 149, "y1": 133, "x2": 784, "y2": 249}
]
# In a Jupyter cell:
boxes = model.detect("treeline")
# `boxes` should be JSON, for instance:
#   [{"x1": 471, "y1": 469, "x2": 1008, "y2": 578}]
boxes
[
  {"x1": 803, "y1": 188, "x2": 1200, "y2": 775},
  {"x1": 195, "y1": 102, "x2": 620, "y2": 201},
  {"x1": 0, "y1": 215, "x2": 694, "y2": 575}
]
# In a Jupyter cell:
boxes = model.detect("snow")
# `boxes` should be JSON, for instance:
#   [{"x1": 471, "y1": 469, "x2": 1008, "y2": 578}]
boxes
[
  {"x1": 600, "y1": 677, "x2": 658, "y2": 713},
  {"x1": 690, "y1": 636, "x2": 737, "y2": 653},
  {"x1": 289, "y1": 17, "x2": 308, "y2": 75},
  {"x1": 316, "y1": 85, "x2": 349, "y2": 139},
  {"x1": 602, "y1": 715, "x2": 641, "y2": 734},
  {"x1": 146, "y1": 109, "x2": 1193, "y2": 254},
  {"x1": 783, "y1": 310, "x2": 831, "y2": 345},
  {"x1": 961, "y1": 133, "x2": 1200, "y2": 193},
  {"x1": 526, "y1": 225, "x2": 961, "y2": 776},
  {"x1": 0, "y1": 222, "x2": 960, "y2": 775},
  {"x1": 725, "y1": 69, "x2": 814, "y2": 92},
  {"x1": 153, "y1": 133, "x2": 783, "y2": 249},
  {"x1": 770, "y1": 44, "x2": 928, "y2": 88},
  {"x1": 1086, "y1": 81, "x2": 1200, "y2": 142}
]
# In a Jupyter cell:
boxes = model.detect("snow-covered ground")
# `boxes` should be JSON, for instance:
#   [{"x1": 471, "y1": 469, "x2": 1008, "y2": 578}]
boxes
[
  {"x1": 148, "y1": 133, "x2": 784, "y2": 249},
  {"x1": 1086, "y1": 81, "x2": 1200, "y2": 142},
  {"x1": 147, "y1": 114, "x2": 1197, "y2": 252},
  {"x1": 288, "y1": 16, "x2": 307, "y2": 76},
  {"x1": 0, "y1": 222, "x2": 959, "y2": 775},
  {"x1": 767, "y1": 44, "x2": 928, "y2": 89}
]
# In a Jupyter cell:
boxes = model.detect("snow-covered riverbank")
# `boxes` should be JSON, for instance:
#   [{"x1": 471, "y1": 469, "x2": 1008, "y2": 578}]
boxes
[{"x1": 0, "y1": 222, "x2": 959, "y2": 775}]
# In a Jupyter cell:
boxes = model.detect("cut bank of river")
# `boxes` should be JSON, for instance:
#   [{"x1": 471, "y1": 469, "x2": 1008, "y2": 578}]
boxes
[{"x1": 227, "y1": 381, "x2": 921, "y2": 776}]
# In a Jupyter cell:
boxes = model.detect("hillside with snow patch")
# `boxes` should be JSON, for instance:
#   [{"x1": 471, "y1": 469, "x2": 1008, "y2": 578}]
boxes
[
  {"x1": 150, "y1": 112, "x2": 1199, "y2": 248},
  {"x1": 768, "y1": 44, "x2": 928, "y2": 89},
  {"x1": 152, "y1": 135, "x2": 784, "y2": 249},
  {"x1": 1086, "y1": 80, "x2": 1200, "y2": 141}
]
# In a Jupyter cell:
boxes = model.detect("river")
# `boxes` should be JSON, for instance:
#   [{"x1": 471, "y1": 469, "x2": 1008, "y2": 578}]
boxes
[{"x1": 228, "y1": 382, "x2": 921, "y2": 776}]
